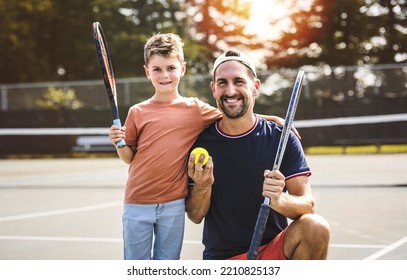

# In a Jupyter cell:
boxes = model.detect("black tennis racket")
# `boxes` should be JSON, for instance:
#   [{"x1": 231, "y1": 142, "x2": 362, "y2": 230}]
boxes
[
  {"x1": 92, "y1": 22, "x2": 126, "y2": 148},
  {"x1": 247, "y1": 70, "x2": 305, "y2": 260}
]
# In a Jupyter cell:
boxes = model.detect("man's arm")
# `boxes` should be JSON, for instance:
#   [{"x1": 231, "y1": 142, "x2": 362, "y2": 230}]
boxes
[
  {"x1": 262, "y1": 170, "x2": 314, "y2": 220},
  {"x1": 185, "y1": 153, "x2": 214, "y2": 224}
]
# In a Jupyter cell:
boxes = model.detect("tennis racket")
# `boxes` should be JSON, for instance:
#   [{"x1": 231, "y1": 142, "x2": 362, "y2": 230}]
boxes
[
  {"x1": 247, "y1": 70, "x2": 305, "y2": 260},
  {"x1": 92, "y1": 21, "x2": 126, "y2": 148}
]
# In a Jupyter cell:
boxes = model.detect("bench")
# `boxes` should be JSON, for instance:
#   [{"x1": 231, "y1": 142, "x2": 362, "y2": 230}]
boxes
[
  {"x1": 72, "y1": 135, "x2": 116, "y2": 152},
  {"x1": 334, "y1": 138, "x2": 407, "y2": 154}
]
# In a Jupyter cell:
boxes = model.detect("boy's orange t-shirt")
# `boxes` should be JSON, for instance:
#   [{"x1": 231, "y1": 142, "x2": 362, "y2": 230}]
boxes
[{"x1": 123, "y1": 97, "x2": 221, "y2": 204}]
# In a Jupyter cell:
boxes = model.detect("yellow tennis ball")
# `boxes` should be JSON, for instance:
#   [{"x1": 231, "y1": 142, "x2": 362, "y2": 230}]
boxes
[{"x1": 191, "y1": 147, "x2": 209, "y2": 165}]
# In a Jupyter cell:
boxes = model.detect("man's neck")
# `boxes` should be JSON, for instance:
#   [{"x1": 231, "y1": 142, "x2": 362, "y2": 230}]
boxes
[{"x1": 217, "y1": 114, "x2": 257, "y2": 136}]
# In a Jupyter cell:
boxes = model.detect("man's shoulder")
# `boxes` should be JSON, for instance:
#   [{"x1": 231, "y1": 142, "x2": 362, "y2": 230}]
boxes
[{"x1": 256, "y1": 117, "x2": 283, "y2": 133}]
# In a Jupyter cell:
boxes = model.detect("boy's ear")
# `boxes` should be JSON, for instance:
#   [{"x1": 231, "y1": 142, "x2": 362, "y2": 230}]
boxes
[
  {"x1": 181, "y1": 61, "x2": 187, "y2": 77},
  {"x1": 143, "y1": 65, "x2": 151, "y2": 79}
]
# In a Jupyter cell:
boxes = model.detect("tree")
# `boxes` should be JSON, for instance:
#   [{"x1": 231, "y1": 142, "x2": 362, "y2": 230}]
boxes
[
  {"x1": 263, "y1": 0, "x2": 407, "y2": 68},
  {"x1": 0, "y1": 0, "x2": 197, "y2": 83},
  {"x1": 1, "y1": 0, "x2": 406, "y2": 84},
  {"x1": 184, "y1": 0, "x2": 260, "y2": 71}
]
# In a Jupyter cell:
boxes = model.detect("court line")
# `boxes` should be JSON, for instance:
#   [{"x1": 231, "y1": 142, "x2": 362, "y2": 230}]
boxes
[
  {"x1": 0, "y1": 201, "x2": 122, "y2": 222},
  {"x1": 0, "y1": 236, "x2": 201, "y2": 245},
  {"x1": 363, "y1": 235, "x2": 407, "y2": 260},
  {"x1": 0, "y1": 235, "x2": 383, "y2": 248},
  {"x1": 0, "y1": 236, "x2": 122, "y2": 242},
  {"x1": 330, "y1": 244, "x2": 386, "y2": 249}
]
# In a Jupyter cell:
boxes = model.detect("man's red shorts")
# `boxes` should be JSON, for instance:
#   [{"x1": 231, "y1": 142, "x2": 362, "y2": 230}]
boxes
[{"x1": 228, "y1": 228, "x2": 288, "y2": 260}]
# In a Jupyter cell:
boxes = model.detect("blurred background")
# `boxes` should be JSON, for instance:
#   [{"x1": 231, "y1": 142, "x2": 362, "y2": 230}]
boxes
[{"x1": 0, "y1": 0, "x2": 406, "y2": 156}]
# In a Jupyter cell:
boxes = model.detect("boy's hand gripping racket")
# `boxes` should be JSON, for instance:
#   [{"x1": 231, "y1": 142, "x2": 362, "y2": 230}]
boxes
[
  {"x1": 247, "y1": 70, "x2": 305, "y2": 260},
  {"x1": 92, "y1": 22, "x2": 126, "y2": 148}
]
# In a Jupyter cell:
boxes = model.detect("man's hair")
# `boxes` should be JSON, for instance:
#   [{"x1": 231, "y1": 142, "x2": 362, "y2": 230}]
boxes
[
  {"x1": 212, "y1": 49, "x2": 257, "y2": 80},
  {"x1": 144, "y1": 33, "x2": 184, "y2": 65}
]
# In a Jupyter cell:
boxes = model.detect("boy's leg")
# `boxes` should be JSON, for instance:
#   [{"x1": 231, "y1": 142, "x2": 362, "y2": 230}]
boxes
[
  {"x1": 123, "y1": 203, "x2": 155, "y2": 260},
  {"x1": 153, "y1": 198, "x2": 185, "y2": 260}
]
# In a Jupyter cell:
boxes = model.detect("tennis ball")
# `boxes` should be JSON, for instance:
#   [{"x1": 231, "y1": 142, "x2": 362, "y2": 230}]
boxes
[{"x1": 191, "y1": 147, "x2": 209, "y2": 165}]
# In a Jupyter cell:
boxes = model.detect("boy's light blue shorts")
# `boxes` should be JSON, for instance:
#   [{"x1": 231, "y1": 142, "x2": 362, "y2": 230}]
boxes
[{"x1": 122, "y1": 198, "x2": 185, "y2": 260}]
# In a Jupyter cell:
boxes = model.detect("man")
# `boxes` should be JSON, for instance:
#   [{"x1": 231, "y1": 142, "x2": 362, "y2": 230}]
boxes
[{"x1": 186, "y1": 50, "x2": 330, "y2": 260}]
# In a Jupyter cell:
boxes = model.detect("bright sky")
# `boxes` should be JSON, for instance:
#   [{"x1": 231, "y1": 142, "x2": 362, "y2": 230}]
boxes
[{"x1": 245, "y1": 0, "x2": 290, "y2": 41}]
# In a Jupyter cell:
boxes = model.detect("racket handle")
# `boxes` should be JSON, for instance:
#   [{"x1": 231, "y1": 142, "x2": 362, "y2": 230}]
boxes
[
  {"x1": 112, "y1": 118, "x2": 126, "y2": 148},
  {"x1": 247, "y1": 203, "x2": 270, "y2": 260}
]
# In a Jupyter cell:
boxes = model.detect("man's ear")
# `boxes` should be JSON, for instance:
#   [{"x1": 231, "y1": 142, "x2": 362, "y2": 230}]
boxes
[
  {"x1": 210, "y1": 81, "x2": 216, "y2": 98},
  {"x1": 253, "y1": 78, "x2": 261, "y2": 97}
]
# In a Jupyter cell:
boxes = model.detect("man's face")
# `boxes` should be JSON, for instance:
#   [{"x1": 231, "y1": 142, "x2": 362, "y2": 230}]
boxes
[{"x1": 211, "y1": 61, "x2": 260, "y2": 119}]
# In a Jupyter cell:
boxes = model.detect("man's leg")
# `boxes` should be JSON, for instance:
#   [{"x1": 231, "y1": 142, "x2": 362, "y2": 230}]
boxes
[{"x1": 283, "y1": 214, "x2": 330, "y2": 260}]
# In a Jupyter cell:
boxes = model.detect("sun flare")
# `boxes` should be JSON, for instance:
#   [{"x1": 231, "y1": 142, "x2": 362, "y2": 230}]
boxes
[{"x1": 245, "y1": 0, "x2": 290, "y2": 41}]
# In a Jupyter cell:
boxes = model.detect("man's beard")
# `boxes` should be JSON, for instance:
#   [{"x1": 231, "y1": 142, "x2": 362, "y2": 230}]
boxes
[{"x1": 217, "y1": 95, "x2": 250, "y2": 119}]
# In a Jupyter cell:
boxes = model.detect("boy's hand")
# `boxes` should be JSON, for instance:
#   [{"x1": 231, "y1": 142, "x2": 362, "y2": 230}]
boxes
[
  {"x1": 267, "y1": 116, "x2": 301, "y2": 140},
  {"x1": 109, "y1": 125, "x2": 126, "y2": 146}
]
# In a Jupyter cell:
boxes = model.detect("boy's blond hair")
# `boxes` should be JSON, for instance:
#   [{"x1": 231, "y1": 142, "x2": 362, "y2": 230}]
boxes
[{"x1": 144, "y1": 33, "x2": 184, "y2": 65}]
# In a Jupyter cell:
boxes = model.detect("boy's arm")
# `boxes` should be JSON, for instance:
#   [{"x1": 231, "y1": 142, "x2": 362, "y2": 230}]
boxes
[
  {"x1": 116, "y1": 145, "x2": 136, "y2": 164},
  {"x1": 109, "y1": 125, "x2": 135, "y2": 164},
  {"x1": 256, "y1": 114, "x2": 301, "y2": 139}
]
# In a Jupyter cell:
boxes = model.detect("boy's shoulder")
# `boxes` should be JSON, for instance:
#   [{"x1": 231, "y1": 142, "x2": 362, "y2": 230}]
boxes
[{"x1": 128, "y1": 97, "x2": 207, "y2": 110}]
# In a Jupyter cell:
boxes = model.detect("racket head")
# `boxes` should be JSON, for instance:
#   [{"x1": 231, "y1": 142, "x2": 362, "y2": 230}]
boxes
[{"x1": 92, "y1": 22, "x2": 120, "y2": 119}]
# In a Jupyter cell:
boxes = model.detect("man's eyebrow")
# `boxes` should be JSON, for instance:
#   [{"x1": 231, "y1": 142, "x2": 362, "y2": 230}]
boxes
[{"x1": 215, "y1": 77, "x2": 227, "y2": 83}]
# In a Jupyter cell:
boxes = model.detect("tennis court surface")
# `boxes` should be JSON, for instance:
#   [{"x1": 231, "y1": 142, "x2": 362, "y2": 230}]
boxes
[{"x1": 0, "y1": 154, "x2": 406, "y2": 260}]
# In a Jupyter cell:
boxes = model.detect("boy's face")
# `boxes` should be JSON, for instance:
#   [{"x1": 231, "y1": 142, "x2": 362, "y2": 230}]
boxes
[
  {"x1": 144, "y1": 55, "x2": 186, "y2": 95},
  {"x1": 211, "y1": 61, "x2": 260, "y2": 119}
]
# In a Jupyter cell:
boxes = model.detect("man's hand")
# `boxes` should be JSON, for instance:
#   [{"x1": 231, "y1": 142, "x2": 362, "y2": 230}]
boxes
[
  {"x1": 188, "y1": 152, "x2": 214, "y2": 188},
  {"x1": 262, "y1": 169, "x2": 286, "y2": 207},
  {"x1": 186, "y1": 152, "x2": 214, "y2": 224}
]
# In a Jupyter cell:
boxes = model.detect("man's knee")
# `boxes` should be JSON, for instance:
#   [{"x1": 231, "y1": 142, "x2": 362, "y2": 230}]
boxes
[{"x1": 299, "y1": 214, "x2": 331, "y2": 243}]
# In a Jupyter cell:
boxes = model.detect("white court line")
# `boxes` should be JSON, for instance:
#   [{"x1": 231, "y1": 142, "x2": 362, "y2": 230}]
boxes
[
  {"x1": 0, "y1": 235, "x2": 383, "y2": 248},
  {"x1": 330, "y1": 244, "x2": 386, "y2": 249},
  {"x1": 0, "y1": 236, "x2": 122, "y2": 242},
  {"x1": 0, "y1": 201, "x2": 122, "y2": 222},
  {"x1": 363, "y1": 236, "x2": 407, "y2": 260},
  {"x1": 0, "y1": 236, "x2": 200, "y2": 245}
]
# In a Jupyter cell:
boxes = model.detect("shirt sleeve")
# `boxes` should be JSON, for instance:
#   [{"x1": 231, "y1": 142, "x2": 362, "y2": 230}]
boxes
[
  {"x1": 123, "y1": 106, "x2": 138, "y2": 147},
  {"x1": 194, "y1": 98, "x2": 223, "y2": 127},
  {"x1": 280, "y1": 131, "x2": 311, "y2": 179}
]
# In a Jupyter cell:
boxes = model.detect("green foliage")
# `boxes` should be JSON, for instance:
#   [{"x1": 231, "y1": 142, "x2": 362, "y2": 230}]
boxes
[
  {"x1": 36, "y1": 86, "x2": 84, "y2": 110},
  {"x1": 265, "y1": 0, "x2": 407, "y2": 68},
  {"x1": 0, "y1": 0, "x2": 405, "y2": 84}
]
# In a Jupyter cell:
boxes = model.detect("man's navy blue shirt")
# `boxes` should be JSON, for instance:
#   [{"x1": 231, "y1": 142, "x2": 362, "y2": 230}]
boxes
[{"x1": 190, "y1": 117, "x2": 311, "y2": 260}]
